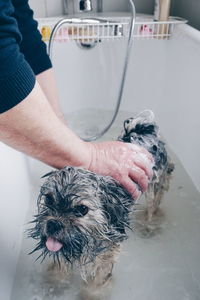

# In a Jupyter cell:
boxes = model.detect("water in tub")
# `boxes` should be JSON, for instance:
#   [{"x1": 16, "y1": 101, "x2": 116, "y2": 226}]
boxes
[{"x1": 11, "y1": 110, "x2": 200, "y2": 300}]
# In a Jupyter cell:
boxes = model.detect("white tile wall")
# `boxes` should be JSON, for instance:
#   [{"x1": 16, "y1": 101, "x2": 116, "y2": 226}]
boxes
[
  {"x1": 103, "y1": 0, "x2": 129, "y2": 12},
  {"x1": 29, "y1": 0, "x2": 46, "y2": 18},
  {"x1": 44, "y1": 0, "x2": 64, "y2": 17},
  {"x1": 29, "y1": 0, "x2": 130, "y2": 17},
  {"x1": 29, "y1": 0, "x2": 64, "y2": 18},
  {"x1": 28, "y1": 0, "x2": 154, "y2": 18}
]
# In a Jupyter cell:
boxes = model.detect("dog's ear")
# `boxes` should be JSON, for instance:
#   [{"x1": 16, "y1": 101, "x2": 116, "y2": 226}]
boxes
[
  {"x1": 41, "y1": 166, "x2": 75, "y2": 179},
  {"x1": 99, "y1": 178, "x2": 133, "y2": 235},
  {"x1": 41, "y1": 171, "x2": 55, "y2": 179}
]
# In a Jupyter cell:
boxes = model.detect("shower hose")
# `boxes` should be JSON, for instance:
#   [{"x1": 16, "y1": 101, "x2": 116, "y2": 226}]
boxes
[{"x1": 48, "y1": 0, "x2": 136, "y2": 142}]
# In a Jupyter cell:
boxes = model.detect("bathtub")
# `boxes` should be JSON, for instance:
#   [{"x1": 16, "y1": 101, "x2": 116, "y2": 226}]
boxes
[{"x1": 1, "y1": 18, "x2": 200, "y2": 300}]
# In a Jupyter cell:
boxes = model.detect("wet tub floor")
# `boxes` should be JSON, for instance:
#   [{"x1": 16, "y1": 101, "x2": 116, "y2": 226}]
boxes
[{"x1": 11, "y1": 112, "x2": 200, "y2": 300}]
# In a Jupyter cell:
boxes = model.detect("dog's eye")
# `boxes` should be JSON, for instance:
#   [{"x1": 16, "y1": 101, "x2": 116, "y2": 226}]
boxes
[
  {"x1": 44, "y1": 193, "x2": 54, "y2": 206},
  {"x1": 73, "y1": 205, "x2": 89, "y2": 217}
]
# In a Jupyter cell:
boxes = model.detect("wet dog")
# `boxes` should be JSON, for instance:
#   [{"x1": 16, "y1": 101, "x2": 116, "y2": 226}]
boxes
[
  {"x1": 118, "y1": 110, "x2": 174, "y2": 222},
  {"x1": 29, "y1": 110, "x2": 174, "y2": 287}
]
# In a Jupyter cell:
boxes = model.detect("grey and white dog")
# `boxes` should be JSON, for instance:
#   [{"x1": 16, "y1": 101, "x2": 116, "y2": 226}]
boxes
[
  {"x1": 118, "y1": 110, "x2": 174, "y2": 221},
  {"x1": 29, "y1": 110, "x2": 174, "y2": 287}
]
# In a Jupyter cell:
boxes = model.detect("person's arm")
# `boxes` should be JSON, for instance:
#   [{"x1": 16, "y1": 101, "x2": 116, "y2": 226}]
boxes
[
  {"x1": 0, "y1": 81, "x2": 153, "y2": 199},
  {"x1": 0, "y1": 0, "x2": 35, "y2": 114},
  {"x1": 36, "y1": 69, "x2": 64, "y2": 121},
  {"x1": 12, "y1": 0, "x2": 64, "y2": 119},
  {"x1": 0, "y1": 81, "x2": 89, "y2": 169},
  {"x1": 0, "y1": 1, "x2": 153, "y2": 199},
  {"x1": 12, "y1": 0, "x2": 52, "y2": 76}
]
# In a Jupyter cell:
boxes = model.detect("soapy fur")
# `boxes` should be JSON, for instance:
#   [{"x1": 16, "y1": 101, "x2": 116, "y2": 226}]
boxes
[{"x1": 29, "y1": 110, "x2": 174, "y2": 289}]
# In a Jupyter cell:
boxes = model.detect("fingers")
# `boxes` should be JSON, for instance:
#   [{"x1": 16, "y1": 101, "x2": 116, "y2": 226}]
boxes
[
  {"x1": 129, "y1": 167, "x2": 149, "y2": 192},
  {"x1": 117, "y1": 144, "x2": 153, "y2": 198},
  {"x1": 128, "y1": 143, "x2": 154, "y2": 162},
  {"x1": 133, "y1": 156, "x2": 153, "y2": 179},
  {"x1": 88, "y1": 141, "x2": 154, "y2": 201},
  {"x1": 119, "y1": 176, "x2": 142, "y2": 200},
  {"x1": 125, "y1": 144, "x2": 154, "y2": 179}
]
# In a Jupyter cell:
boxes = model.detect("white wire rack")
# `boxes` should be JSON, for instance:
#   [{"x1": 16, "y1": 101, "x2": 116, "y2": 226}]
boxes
[{"x1": 37, "y1": 15, "x2": 187, "y2": 43}]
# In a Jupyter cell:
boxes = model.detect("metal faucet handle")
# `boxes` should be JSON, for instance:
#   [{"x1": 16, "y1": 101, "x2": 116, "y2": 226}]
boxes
[{"x1": 79, "y1": 0, "x2": 92, "y2": 12}]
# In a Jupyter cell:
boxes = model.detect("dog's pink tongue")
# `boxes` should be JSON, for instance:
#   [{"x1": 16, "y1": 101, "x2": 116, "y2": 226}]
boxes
[{"x1": 46, "y1": 237, "x2": 63, "y2": 252}]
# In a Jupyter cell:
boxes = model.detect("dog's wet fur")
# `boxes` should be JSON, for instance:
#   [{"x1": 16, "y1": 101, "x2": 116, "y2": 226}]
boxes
[{"x1": 29, "y1": 110, "x2": 174, "y2": 288}]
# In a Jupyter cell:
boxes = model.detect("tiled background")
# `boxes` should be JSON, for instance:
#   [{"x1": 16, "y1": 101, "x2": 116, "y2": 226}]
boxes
[
  {"x1": 28, "y1": 0, "x2": 154, "y2": 18},
  {"x1": 29, "y1": 0, "x2": 63, "y2": 17},
  {"x1": 29, "y1": 0, "x2": 200, "y2": 30}
]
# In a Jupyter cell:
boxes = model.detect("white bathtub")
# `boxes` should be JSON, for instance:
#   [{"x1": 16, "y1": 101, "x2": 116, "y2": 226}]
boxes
[
  {"x1": 53, "y1": 21, "x2": 200, "y2": 192},
  {"x1": 1, "y1": 20, "x2": 200, "y2": 300}
]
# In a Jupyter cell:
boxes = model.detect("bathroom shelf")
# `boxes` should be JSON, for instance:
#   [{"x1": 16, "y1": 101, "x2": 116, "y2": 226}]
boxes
[{"x1": 37, "y1": 15, "x2": 187, "y2": 43}]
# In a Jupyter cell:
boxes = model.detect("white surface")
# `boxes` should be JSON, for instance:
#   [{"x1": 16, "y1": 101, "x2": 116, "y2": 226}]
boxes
[
  {"x1": 45, "y1": 0, "x2": 64, "y2": 17},
  {"x1": 0, "y1": 143, "x2": 30, "y2": 300},
  {"x1": 51, "y1": 22, "x2": 200, "y2": 192},
  {"x1": 29, "y1": 0, "x2": 131, "y2": 18},
  {"x1": 29, "y1": 0, "x2": 64, "y2": 18},
  {"x1": 11, "y1": 113, "x2": 200, "y2": 300},
  {"x1": 1, "y1": 17, "x2": 200, "y2": 300},
  {"x1": 29, "y1": 0, "x2": 47, "y2": 18}
]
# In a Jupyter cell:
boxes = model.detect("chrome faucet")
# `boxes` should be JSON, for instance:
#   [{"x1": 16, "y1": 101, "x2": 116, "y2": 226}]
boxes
[
  {"x1": 63, "y1": 0, "x2": 103, "y2": 14},
  {"x1": 79, "y1": 0, "x2": 92, "y2": 12}
]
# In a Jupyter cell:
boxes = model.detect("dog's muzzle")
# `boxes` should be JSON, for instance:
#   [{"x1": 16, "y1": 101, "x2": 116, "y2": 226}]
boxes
[{"x1": 45, "y1": 219, "x2": 64, "y2": 252}]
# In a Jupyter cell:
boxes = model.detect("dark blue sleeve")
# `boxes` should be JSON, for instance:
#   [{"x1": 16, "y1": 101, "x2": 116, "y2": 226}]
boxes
[
  {"x1": 0, "y1": 0, "x2": 35, "y2": 113},
  {"x1": 12, "y1": 0, "x2": 52, "y2": 75}
]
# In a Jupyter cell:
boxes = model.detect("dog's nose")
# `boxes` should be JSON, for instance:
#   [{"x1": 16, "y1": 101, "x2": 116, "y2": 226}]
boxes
[{"x1": 46, "y1": 219, "x2": 63, "y2": 235}]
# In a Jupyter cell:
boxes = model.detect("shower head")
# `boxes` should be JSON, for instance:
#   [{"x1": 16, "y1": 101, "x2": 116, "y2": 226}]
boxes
[{"x1": 79, "y1": 0, "x2": 92, "y2": 12}]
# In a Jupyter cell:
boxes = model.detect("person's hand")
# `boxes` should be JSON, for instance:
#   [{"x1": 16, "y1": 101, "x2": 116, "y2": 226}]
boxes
[{"x1": 87, "y1": 141, "x2": 154, "y2": 200}]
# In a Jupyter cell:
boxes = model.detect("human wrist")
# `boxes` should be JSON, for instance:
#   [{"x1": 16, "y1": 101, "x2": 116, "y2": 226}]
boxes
[
  {"x1": 59, "y1": 135, "x2": 95, "y2": 171},
  {"x1": 86, "y1": 142, "x2": 105, "y2": 174},
  {"x1": 78, "y1": 140, "x2": 95, "y2": 170}
]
